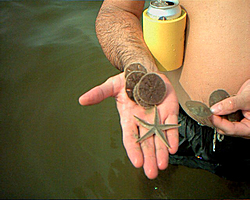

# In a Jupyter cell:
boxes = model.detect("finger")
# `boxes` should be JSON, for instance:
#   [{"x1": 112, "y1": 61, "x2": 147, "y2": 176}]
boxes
[
  {"x1": 133, "y1": 108, "x2": 159, "y2": 179},
  {"x1": 243, "y1": 110, "x2": 250, "y2": 120},
  {"x1": 153, "y1": 78, "x2": 179, "y2": 169},
  {"x1": 210, "y1": 94, "x2": 249, "y2": 116},
  {"x1": 211, "y1": 115, "x2": 250, "y2": 137},
  {"x1": 154, "y1": 134, "x2": 169, "y2": 170},
  {"x1": 139, "y1": 125, "x2": 158, "y2": 179},
  {"x1": 237, "y1": 79, "x2": 250, "y2": 94},
  {"x1": 164, "y1": 114, "x2": 179, "y2": 154},
  {"x1": 158, "y1": 101, "x2": 179, "y2": 154},
  {"x1": 121, "y1": 117, "x2": 144, "y2": 168},
  {"x1": 153, "y1": 109, "x2": 178, "y2": 170},
  {"x1": 79, "y1": 74, "x2": 123, "y2": 106}
]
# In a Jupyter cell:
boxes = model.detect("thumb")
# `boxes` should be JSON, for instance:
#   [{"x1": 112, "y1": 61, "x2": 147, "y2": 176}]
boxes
[
  {"x1": 210, "y1": 94, "x2": 247, "y2": 115},
  {"x1": 78, "y1": 85, "x2": 111, "y2": 106},
  {"x1": 79, "y1": 73, "x2": 123, "y2": 106}
]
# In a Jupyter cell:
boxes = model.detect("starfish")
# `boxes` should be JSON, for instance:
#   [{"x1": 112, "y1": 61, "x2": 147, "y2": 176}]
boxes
[{"x1": 134, "y1": 106, "x2": 181, "y2": 148}]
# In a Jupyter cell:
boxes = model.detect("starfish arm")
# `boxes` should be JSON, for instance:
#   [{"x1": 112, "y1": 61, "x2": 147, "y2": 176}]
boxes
[
  {"x1": 134, "y1": 115, "x2": 153, "y2": 129},
  {"x1": 155, "y1": 128, "x2": 170, "y2": 148},
  {"x1": 157, "y1": 124, "x2": 181, "y2": 130},
  {"x1": 136, "y1": 128, "x2": 155, "y2": 143},
  {"x1": 154, "y1": 106, "x2": 160, "y2": 125},
  {"x1": 134, "y1": 107, "x2": 179, "y2": 148}
]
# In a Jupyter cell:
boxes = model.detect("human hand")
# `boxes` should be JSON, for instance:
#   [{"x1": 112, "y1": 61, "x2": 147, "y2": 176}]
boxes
[
  {"x1": 210, "y1": 79, "x2": 250, "y2": 139},
  {"x1": 79, "y1": 72, "x2": 179, "y2": 179}
]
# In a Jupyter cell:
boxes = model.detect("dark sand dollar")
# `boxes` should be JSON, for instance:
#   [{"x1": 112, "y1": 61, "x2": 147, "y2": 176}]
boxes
[
  {"x1": 125, "y1": 63, "x2": 147, "y2": 78},
  {"x1": 227, "y1": 111, "x2": 243, "y2": 122},
  {"x1": 125, "y1": 71, "x2": 146, "y2": 101},
  {"x1": 209, "y1": 89, "x2": 230, "y2": 107},
  {"x1": 133, "y1": 84, "x2": 152, "y2": 109},
  {"x1": 209, "y1": 89, "x2": 243, "y2": 122},
  {"x1": 185, "y1": 101, "x2": 213, "y2": 118},
  {"x1": 137, "y1": 73, "x2": 167, "y2": 105}
]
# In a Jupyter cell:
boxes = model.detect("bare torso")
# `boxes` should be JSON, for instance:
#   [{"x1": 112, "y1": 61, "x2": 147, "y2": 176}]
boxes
[
  {"x1": 168, "y1": 0, "x2": 250, "y2": 125},
  {"x1": 180, "y1": 0, "x2": 250, "y2": 103}
]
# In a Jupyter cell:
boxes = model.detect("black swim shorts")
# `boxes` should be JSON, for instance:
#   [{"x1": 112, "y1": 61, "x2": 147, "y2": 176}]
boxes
[{"x1": 169, "y1": 106, "x2": 250, "y2": 181}]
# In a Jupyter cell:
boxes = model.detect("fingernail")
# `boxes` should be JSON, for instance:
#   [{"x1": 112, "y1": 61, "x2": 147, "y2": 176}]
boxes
[{"x1": 210, "y1": 104, "x2": 222, "y2": 114}]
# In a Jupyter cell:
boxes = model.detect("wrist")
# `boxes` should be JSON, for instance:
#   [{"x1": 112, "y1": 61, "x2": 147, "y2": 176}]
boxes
[{"x1": 122, "y1": 59, "x2": 159, "y2": 73}]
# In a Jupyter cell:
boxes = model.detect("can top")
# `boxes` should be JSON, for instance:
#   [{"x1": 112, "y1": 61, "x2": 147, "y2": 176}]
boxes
[
  {"x1": 150, "y1": 0, "x2": 179, "y2": 8},
  {"x1": 147, "y1": 0, "x2": 181, "y2": 20}
]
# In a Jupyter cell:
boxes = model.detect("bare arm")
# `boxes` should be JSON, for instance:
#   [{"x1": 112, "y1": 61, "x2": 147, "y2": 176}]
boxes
[
  {"x1": 80, "y1": 0, "x2": 180, "y2": 179},
  {"x1": 95, "y1": 0, "x2": 157, "y2": 72}
]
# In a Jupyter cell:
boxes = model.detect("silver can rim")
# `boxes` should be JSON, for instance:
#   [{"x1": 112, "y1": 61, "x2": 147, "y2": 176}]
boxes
[{"x1": 150, "y1": 0, "x2": 180, "y2": 9}]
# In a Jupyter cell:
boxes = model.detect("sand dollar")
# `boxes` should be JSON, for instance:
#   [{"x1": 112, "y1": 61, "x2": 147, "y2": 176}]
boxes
[
  {"x1": 125, "y1": 71, "x2": 146, "y2": 101},
  {"x1": 124, "y1": 63, "x2": 147, "y2": 78},
  {"x1": 209, "y1": 89, "x2": 243, "y2": 122},
  {"x1": 137, "y1": 73, "x2": 167, "y2": 105},
  {"x1": 209, "y1": 89, "x2": 230, "y2": 107},
  {"x1": 185, "y1": 101, "x2": 213, "y2": 118},
  {"x1": 133, "y1": 84, "x2": 152, "y2": 109}
]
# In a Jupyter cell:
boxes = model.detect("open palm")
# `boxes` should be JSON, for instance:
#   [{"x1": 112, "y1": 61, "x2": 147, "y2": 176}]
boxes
[{"x1": 79, "y1": 72, "x2": 179, "y2": 179}]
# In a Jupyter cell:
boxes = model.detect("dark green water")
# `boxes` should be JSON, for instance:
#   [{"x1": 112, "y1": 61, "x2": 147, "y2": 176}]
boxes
[{"x1": 0, "y1": 1, "x2": 249, "y2": 199}]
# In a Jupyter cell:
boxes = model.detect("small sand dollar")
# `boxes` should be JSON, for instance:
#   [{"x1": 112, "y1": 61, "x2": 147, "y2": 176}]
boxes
[
  {"x1": 185, "y1": 101, "x2": 212, "y2": 118},
  {"x1": 124, "y1": 63, "x2": 147, "y2": 78},
  {"x1": 133, "y1": 84, "x2": 152, "y2": 109},
  {"x1": 137, "y1": 73, "x2": 167, "y2": 105},
  {"x1": 125, "y1": 71, "x2": 146, "y2": 101},
  {"x1": 209, "y1": 89, "x2": 243, "y2": 122},
  {"x1": 209, "y1": 89, "x2": 230, "y2": 107}
]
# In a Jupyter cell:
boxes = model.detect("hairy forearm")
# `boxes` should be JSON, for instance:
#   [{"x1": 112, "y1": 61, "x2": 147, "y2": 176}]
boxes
[{"x1": 95, "y1": 4, "x2": 157, "y2": 72}]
